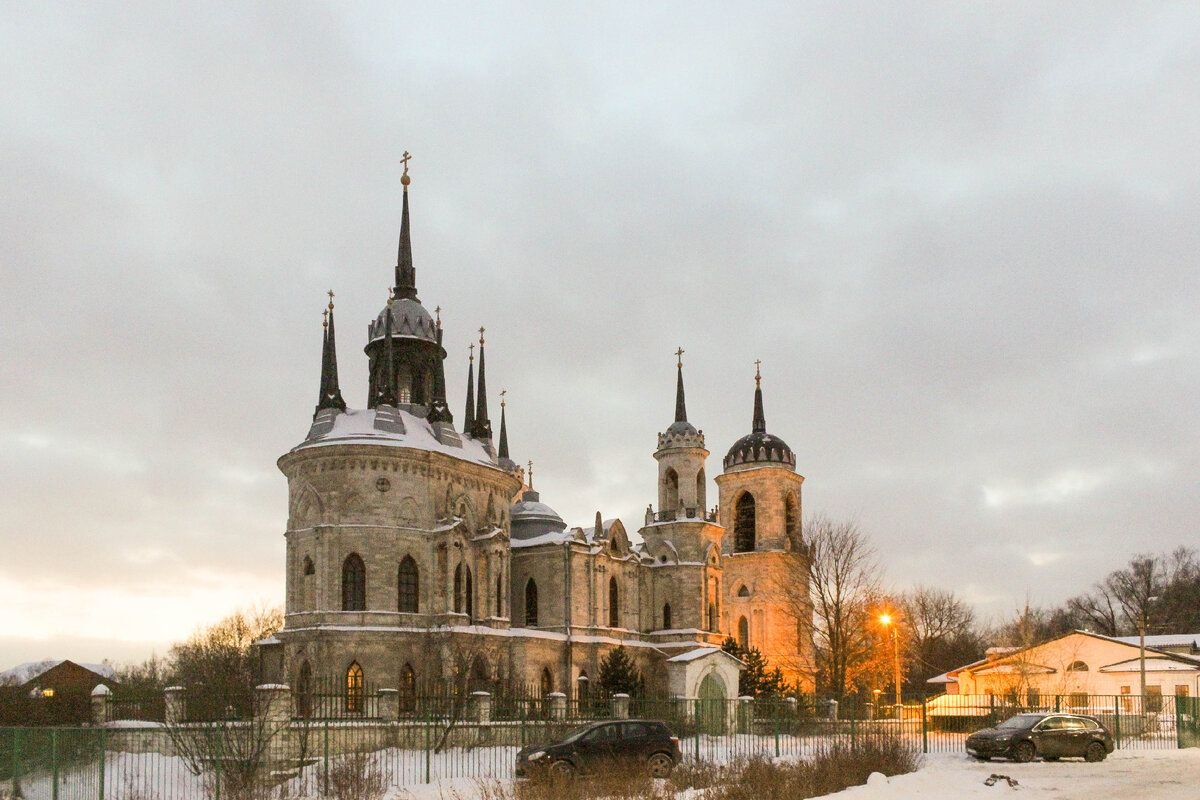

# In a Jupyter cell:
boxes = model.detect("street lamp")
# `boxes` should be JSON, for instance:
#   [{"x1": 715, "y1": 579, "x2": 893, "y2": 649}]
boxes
[
  {"x1": 879, "y1": 613, "x2": 902, "y2": 720},
  {"x1": 1139, "y1": 596, "x2": 1159, "y2": 709}
]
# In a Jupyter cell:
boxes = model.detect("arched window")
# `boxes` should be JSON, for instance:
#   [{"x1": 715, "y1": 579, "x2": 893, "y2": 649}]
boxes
[
  {"x1": 469, "y1": 656, "x2": 489, "y2": 692},
  {"x1": 737, "y1": 584, "x2": 750, "y2": 598},
  {"x1": 695, "y1": 468, "x2": 706, "y2": 511},
  {"x1": 708, "y1": 603, "x2": 717, "y2": 631},
  {"x1": 296, "y1": 661, "x2": 312, "y2": 718},
  {"x1": 662, "y1": 602, "x2": 672, "y2": 630},
  {"x1": 525, "y1": 579, "x2": 539, "y2": 626},
  {"x1": 399, "y1": 663, "x2": 416, "y2": 713},
  {"x1": 496, "y1": 575, "x2": 503, "y2": 616},
  {"x1": 608, "y1": 577, "x2": 619, "y2": 627},
  {"x1": 1067, "y1": 660, "x2": 1089, "y2": 672},
  {"x1": 345, "y1": 661, "x2": 364, "y2": 713},
  {"x1": 465, "y1": 566, "x2": 474, "y2": 619},
  {"x1": 397, "y1": 556, "x2": 418, "y2": 613},
  {"x1": 785, "y1": 493, "x2": 800, "y2": 546},
  {"x1": 540, "y1": 667, "x2": 553, "y2": 697},
  {"x1": 738, "y1": 616, "x2": 750, "y2": 650},
  {"x1": 302, "y1": 556, "x2": 315, "y2": 576},
  {"x1": 734, "y1": 493, "x2": 756, "y2": 552},
  {"x1": 342, "y1": 553, "x2": 366, "y2": 611},
  {"x1": 663, "y1": 467, "x2": 679, "y2": 511},
  {"x1": 454, "y1": 562, "x2": 474, "y2": 617}
]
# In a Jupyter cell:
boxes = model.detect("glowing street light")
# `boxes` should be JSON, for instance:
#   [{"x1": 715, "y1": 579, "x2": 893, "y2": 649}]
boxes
[{"x1": 879, "y1": 612, "x2": 902, "y2": 720}]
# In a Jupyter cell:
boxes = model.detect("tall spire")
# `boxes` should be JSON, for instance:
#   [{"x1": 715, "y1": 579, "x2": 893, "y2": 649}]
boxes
[
  {"x1": 313, "y1": 291, "x2": 347, "y2": 419},
  {"x1": 752, "y1": 359, "x2": 766, "y2": 434},
  {"x1": 376, "y1": 294, "x2": 398, "y2": 407},
  {"x1": 498, "y1": 390, "x2": 510, "y2": 459},
  {"x1": 427, "y1": 305, "x2": 453, "y2": 424},
  {"x1": 463, "y1": 343, "x2": 476, "y2": 434},
  {"x1": 674, "y1": 346, "x2": 687, "y2": 423},
  {"x1": 394, "y1": 152, "x2": 419, "y2": 301},
  {"x1": 472, "y1": 327, "x2": 492, "y2": 439}
]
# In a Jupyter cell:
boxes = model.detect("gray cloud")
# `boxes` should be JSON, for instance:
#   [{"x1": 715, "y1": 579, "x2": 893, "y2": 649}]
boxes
[{"x1": 2, "y1": 1, "x2": 1198, "y2": 664}]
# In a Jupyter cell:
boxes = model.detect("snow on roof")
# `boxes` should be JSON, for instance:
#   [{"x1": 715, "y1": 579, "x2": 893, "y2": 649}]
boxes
[
  {"x1": 1110, "y1": 633, "x2": 1200, "y2": 648},
  {"x1": 291, "y1": 407, "x2": 498, "y2": 468},
  {"x1": 926, "y1": 671, "x2": 956, "y2": 684},
  {"x1": 1099, "y1": 657, "x2": 1200, "y2": 673},
  {"x1": 665, "y1": 646, "x2": 743, "y2": 665},
  {"x1": 0, "y1": 660, "x2": 116, "y2": 686}
]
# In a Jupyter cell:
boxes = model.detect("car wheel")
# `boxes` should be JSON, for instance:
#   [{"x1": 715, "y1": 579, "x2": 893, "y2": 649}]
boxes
[
  {"x1": 550, "y1": 760, "x2": 575, "y2": 778},
  {"x1": 1013, "y1": 741, "x2": 1036, "y2": 763},
  {"x1": 647, "y1": 753, "x2": 675, "y2": 778},
  {"x1": 1084, "y1": 742, "x2": 1107, "y2": 763}
]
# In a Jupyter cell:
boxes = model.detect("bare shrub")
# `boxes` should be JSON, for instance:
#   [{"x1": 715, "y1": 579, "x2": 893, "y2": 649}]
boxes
[
  {"x1": 320, "y1": 751, "x2": 387, "y2": 800},
  {"x1": 705, "y1": 737, "x2": 922, "y2": 800}
]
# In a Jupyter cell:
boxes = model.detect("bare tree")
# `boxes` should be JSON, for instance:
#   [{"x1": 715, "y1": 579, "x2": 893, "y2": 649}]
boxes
[
  {"x1": 169, "y1": 605, "x2": 283, "y2": 720},
  {"x1": 900, "y1": 586, "x2": 985, "y2": 691},
  {"x1": 805, "y1": 515, "x2": 883, "y2": 699},
  {"x1": 1062, "y1": 547, "x2": 1200, "y2": 636}
]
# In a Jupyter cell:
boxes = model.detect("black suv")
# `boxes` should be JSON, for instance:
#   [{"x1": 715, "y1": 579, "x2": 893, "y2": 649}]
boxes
[
  {"x1": 515, "y1": 719, "x2": 682, "y2": 778},
  {"x1": 966, "y1": 712, "x2": 1115, "y2": 762}
]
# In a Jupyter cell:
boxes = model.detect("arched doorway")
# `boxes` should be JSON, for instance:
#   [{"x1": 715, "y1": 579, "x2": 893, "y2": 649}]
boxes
[{"x1": 696, "y1": 672, "x2": 727, "y2": 734}]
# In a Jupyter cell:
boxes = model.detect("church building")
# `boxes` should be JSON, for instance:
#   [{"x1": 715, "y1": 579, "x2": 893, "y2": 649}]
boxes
[{"x1": 261, "y1": 161, "x2": 814, "y2": 705}]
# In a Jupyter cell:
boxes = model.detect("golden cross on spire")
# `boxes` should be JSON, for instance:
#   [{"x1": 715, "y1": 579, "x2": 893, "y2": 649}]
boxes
[
  {"x1": 400, "y1": 151, "x2": 413, "y2": 187},
  {"x1": 675, "y1": 347, "x2": 685, "y2": 368},
  {"x1": 322, "y1": 307, "x2": 328, "y2": 329},
  {"x1": 754, "y1": 359, "x2": 762, "y2": 386},
  {"x1": 434, "y1": 305, "x2": 441, "y2": 323},
  {"x1": 327, "y1": 289, "x2": 335, "y2": 310},
  {"x1": 478, "y1": 325, "x2": 486, "y2": 345},
  {"x1": 500, "y1": 388, "x2": 507, "y2": 408},
  {"x1": 468, "y1": 342, "x2": 475, "y2": 361},
  {"x1": 527, "y1": 460, "x2": 534, "y2": 489}
]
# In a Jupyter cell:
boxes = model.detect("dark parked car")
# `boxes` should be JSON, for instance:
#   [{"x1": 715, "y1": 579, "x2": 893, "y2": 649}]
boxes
[
  {"x1": 966, "y1": 712, "x2": 1115, "y2": 763},
  {"x1": 515, "y1": 719, "x2": 682, "y2": 778}
]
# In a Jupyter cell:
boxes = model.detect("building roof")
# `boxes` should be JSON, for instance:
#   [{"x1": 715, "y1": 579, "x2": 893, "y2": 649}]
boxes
[
  {"x1": 291, "y1": 406, "x2": 497, "y2": 467},
  {"x1": 0, "y1": 660, "x2": 117, "y2": 687},
  {"x1": 1110, "y1": 633, "x2": 1200, "y2": 649}
]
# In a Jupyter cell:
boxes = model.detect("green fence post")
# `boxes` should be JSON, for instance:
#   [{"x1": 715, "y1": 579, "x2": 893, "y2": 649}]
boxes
[
  {"x1": 921, "y1": 697, "x2": 928, "y2": 754},
  {"x1": 51, "y1": 727, "x2": 59, "y2": 800},
  {"x1": 98, "y1": 727, "x2": 107, "y2": 800},
  {"x1": 424, "y1": 716, "x2": 431, "y2": 784},
  {"x1": 774, "y1": 705, "x2": 781, "y2": 758},
  {"x1": 850, "y1": 716, "x2": 857, "y2": 752},
  {"x1": 1054, "y1": 695, "x2": 1061, "y2": 712},
  {"x1": 1113, "y1": 696, "x2": 1121, "y2": 750},
  {"x1": 323, "y1": 720, "x2": 331, "y2": 794},
  {"x1": 10, "y1": 728, "x2": 19, "y2": 799},
  {"x1": 214, "y1": 728, "x2": 222, "y2": 800}
]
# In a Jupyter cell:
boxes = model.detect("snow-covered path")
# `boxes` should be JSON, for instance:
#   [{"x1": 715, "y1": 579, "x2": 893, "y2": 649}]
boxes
[{"x1": 824, "y1": 749, "x2": 1200, "y2": 800}]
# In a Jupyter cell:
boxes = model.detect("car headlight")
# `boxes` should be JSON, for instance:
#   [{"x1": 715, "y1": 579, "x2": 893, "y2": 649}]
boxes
[{"x1": 527, "y1": 750, "x2": 546, "y2": 761}]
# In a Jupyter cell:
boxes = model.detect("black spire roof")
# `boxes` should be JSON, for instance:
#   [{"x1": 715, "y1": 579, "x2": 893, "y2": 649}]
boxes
[
  {"x1": 313, "y1": 293, "x2": 347, "y2": 419},
  {"x1": 663, "y1": 348, "x2": 699, "y2": 439},
  {"x1": 723, "y1": 362, "x2": 795, "y2": 470},
  {"x1": 394, "y1": 153, "x2": 418, "y2": 301},
  {"x1": 472, "y1": 328, "x2": 493, "y2": 439},
  {"x1": 427, "y1": 308, "x2": 453, "y2": 424},
  {"x1": 498, "y1": 395, "x2": 510, "y2": 459},
  {"x1": 463, "y1": 345, "x2": 476, "y2": 434}
]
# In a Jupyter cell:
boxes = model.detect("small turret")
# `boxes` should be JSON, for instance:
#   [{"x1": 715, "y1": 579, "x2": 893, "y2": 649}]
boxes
[{"x1": 313, "y1": 291, "x2": 347, "y2": 420}]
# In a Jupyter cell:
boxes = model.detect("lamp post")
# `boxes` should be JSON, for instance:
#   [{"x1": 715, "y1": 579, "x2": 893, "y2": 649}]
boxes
[
  {"x1": 880, "y1": 613, "x2": 902, "y2": 720},
  {"x1": 1139, "y1": 595, "x2": 1159, "y2": 710}
]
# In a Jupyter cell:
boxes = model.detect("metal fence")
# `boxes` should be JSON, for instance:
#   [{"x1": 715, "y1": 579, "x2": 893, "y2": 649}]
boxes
[{"x1": 2, "y1": 693, "x2": 1195, "y2": 799}]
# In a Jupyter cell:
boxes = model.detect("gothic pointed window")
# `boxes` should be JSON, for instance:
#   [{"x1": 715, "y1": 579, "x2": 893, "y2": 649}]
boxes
[
  {"x1": 496, "y1": 575, "x2": 503, "y2": 616},
  {"x1": 734, "y1": 493, "x2": 756, "y2": 552},
  {"x1": 662, "y1": 602, "x2": 672, "y2": 630},
  {"x1": 695, "y1": 468, "x2": 706, "y2": 511},
  {"x1": 664, "y1": 468, "x2": 679, "y2": 511},
  {"x1": 737, "y1": 584, "x2": 750, "y2": 598},
  {"x1": 398, "y1": 556, "x2": 418, "y2": 613},
  {"x1": 454, "y1": 563, "x2": 464, "y2": 614},
  {"x1": 608, "y1": 577, "x2": 620, "y2": 628},
  {"x1": 345, "y1": 661, "x2": 364, "y2": 713},
  {"x1": 302, "y1": 556, "x2": 315, "y2": 576},
  {"x1": 399, "y1": 663, "x2": 416, "y2": 713},
  {"x1": 708, "y1": 603, "x2": 717, "y2": 631},
  {"x1": 738, "y1": 616, "x2": 749, "y2": 650},
  {"x1": 525, "y1": 579, "x2": 539, "y2": 626},
  {"x1": 465, "y1": 566, "x2": 474, "y2": 619},
  {"x1": 342, "y1": 553, "x2": 366, "y2": 611}
]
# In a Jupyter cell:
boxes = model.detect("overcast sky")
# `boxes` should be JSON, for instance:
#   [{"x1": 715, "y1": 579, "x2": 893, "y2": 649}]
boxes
[{"x1": 2, "y1": 2, "x2": 1198, "y2": 668}]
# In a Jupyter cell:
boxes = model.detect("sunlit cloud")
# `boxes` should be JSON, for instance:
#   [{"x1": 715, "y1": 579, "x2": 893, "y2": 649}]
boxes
[{"x1": 982, "y1": 469, "x2": 1113, "y2": 509}]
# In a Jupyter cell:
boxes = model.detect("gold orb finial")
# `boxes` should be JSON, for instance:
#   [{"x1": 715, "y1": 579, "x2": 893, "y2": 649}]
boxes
[
  {"x1": 754, "y1": 359, "x2": 762, "y2": 387},
  {"x1": 327, "y1": 289, "x2": 335, "y2": 311},
  {"x1": 400, "y1": 151, "x2": 412, "y2": 186}
]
